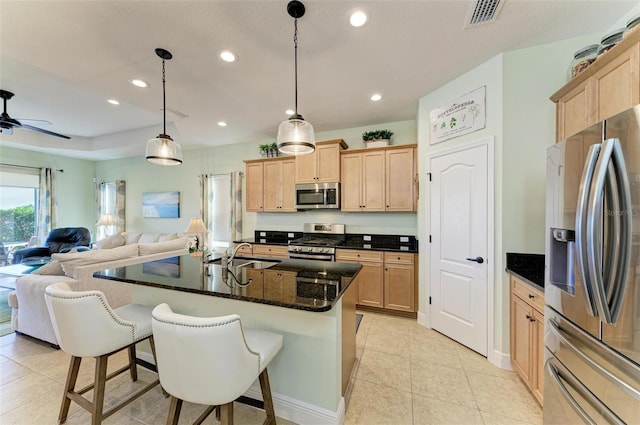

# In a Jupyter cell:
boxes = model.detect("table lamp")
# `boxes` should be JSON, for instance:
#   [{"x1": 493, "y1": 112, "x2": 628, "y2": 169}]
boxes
[
  {"x1": 184, "y1": 217, "x2": 208, "y2": 256},
  {"x1": 97, "y1": 213, "x2": 118, "y2": 236}
]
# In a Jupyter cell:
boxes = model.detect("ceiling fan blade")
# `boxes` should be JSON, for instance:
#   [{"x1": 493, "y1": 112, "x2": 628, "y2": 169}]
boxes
[
  {"x1": 20, "y1": 124, "x2": 70, "y2": 139},
  {"x1": 0, "y1": 127, "x2": 14, "y2": 135},
  {"x1": 16, "y1": 118, "x2": 52, "y2": 126}
]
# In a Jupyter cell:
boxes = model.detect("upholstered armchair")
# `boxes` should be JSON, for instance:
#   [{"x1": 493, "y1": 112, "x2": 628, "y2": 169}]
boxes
[{"x1": 12, "y1": 227, "x2": 91, "y2": 264}]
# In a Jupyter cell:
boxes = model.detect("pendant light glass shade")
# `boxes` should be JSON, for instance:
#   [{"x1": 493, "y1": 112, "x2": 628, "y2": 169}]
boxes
[
  {"x1": 277, "y1": 1, "x2": 315, "y2": 156},
  {"x1": 146, "y1": 48, "x2": 183, "y2": 166},
  {"x1": 277, "y1": 115, "x2": 315, "y2": 155},
  {"x1": 146, "y1": 134, "x2": 183, "y2": 165}
]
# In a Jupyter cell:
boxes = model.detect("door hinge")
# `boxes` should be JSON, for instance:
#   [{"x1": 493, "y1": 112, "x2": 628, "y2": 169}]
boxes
[
  {"x1": 427, "y1": 172, "x2": 432, "y2": 181},
  {"x1": 429, "y1": 296, "x2": 432, "y2": 305}
]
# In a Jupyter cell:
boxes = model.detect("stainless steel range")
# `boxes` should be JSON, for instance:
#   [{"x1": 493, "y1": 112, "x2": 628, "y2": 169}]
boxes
[{"x1": 288, "y1": 223, "x2": 345, "y2": 261}]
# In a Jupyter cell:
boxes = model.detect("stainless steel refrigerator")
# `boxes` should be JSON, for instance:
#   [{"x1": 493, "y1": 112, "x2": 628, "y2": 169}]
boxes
[{"x1": 545, "y1": 105, "x2": 640, "y2": 424}]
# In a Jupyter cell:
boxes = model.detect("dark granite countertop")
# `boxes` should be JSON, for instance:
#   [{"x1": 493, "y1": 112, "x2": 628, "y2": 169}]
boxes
[
  {"x1": 94, "y1": 254, "x2": 362, "y2": 312},
  {"x1": 506, "y1": 252, "x2": 544, "y2": 291},
  {"x1": 237, "y1": 231, "x2": 418, "y2": 253}
]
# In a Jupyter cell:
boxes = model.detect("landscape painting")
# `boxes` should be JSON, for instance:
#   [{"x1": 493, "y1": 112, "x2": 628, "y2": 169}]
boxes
[{"x1": 142, "y1": 191, "x2": 180, "y2": 218}]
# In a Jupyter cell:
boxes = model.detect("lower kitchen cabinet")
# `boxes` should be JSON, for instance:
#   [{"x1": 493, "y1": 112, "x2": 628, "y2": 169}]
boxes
[
  {"x1": 264, "y1": 269, "x2": 296, "y2": 301},
  {"x1": 252, "y1": 244, "x2": 288, "y2": 258},
  {"x1": 510, "y1": 274, "x2": 544, "y2": 405},
  {"x1": 336, "y1": 249, "x2": 417, "y2": 314}
]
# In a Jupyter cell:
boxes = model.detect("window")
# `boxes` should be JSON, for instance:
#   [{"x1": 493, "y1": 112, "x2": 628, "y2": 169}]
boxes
[
  {"x1": 0, "y1": 168, "x2": 39, "y2": 262},
  {"x1": 208, "y1": 174, "x2": 231, "y2": 249}
]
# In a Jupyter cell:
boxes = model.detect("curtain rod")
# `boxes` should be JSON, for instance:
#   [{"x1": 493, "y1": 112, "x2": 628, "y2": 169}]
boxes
[{"x1": 0, "y1": 163, "x2": 64, "y2": 172}]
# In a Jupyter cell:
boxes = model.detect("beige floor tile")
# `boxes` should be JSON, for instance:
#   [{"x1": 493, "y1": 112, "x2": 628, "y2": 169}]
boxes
[
  {"x1": 411, "y1": 361, "x2": 478, "y2": 409},
  {"x1": 480, "y1": 410, "x2": 541, "y2": 425},
  {"x1": 0, "y1": 332, "x2": 18, "y2": 347},
  {"x1": 412, "y1": 393, "x2": 484, "y2": 425},
  {"x1": 410, "y1": 335, "x2": 463, "y2": 369},
  {"x1": 64, "y1": 408, "x2": 147, "y2": 424},
  {"x1": 456, "y1": 346, "x2": 516, "y2": 379},
  {"x1": 0, "y1": 371, "x2": 60, "y2": 415},
  {"x1": 345, "y1": 379, "x2": 413, "y2": 425},
  {"x1": 0, "y1": 358, "x2": 35, "y2": 386},
  {"x1": 365, "y1": 326, "x2": 411, "y2": 356},
  {"x1": 467, "y1": 371, "x2": 542, "y2": 423},
  {"x1": 0, "y1": 336, "x2": 54, "y2": 361},
  {"x1": 0, "y1": 354, "x2": 9, "y2": 364},
  {"x1": 356, "y1": 348, "x2": 412, "y2": 392},
  {"x1": 366, "y1": 313, "x2": 412, "y2": 334}
]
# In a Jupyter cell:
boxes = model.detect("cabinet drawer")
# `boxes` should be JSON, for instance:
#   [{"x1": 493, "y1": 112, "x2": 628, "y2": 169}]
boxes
[
  {"x1": 336, "y1": 249, "x2": 383, "y2": 262},
  {"x1": 383, "y1": 252, "x2": 414, "y2": 264},
  {"x1": 253, "y1": 244, "x2": 288, "y2": 258},
  {"x1": 233, "y1": 244, "x2": 253, "y2": 256},
  {"x1": 511, "y1": 276, "x2": 544, "y2": 312}
]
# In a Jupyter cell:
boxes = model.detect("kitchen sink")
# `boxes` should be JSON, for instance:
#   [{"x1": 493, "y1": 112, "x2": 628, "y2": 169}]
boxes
[{"x1": 235, "y1": 260, "x2": 280, "y2": 269}]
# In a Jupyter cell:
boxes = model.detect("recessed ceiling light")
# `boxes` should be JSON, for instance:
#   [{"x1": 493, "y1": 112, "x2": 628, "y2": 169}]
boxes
[
  {"x1": 130, "y1": 79, "x2": 148, "y2": 88},
  {"x1": 285, "y1": 109, "x2": 295, "y2": 116},
  {"x1": 371, "y1": 93, "x2": 382, "y2": 102},
  {"x1": 350, "y1": 10, "x2": 368, "y2": 27},
  {"x1": 217, "y1": 121, "x2": 228, "y2": 127},
  {"x1": 107, "y1": 99, "x2": 120, "y2": 105},
  {"x1": 218, "y1": 50, "x2": 237, "y2": 63}
]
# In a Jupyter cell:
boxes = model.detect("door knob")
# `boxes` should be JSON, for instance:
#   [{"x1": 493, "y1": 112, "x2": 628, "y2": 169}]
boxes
[{"x1": 466, "y1": 256, "x2": 484, "y2": 264}]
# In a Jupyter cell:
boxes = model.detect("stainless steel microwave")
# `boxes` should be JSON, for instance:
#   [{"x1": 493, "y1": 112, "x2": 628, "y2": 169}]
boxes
[{"x1": 295, "y1": 182, "x2": 340, "y2": 209}]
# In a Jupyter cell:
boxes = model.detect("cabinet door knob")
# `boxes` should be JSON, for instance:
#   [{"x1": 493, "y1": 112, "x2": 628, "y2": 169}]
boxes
[
  {"x1": 525, "y1": 314, "x2": 532, "y2": 320},
  {"x1": 528, "y1": 294, "x2": 535, "y2": 299}
]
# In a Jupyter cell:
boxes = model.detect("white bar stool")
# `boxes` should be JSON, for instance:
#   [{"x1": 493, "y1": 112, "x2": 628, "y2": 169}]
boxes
[
  {"x1": 44, "y1": 282, "x2": 160, "y2": 425},
  {"x1": 151, "y1": 303, "x2": 283, "y2": 425}
]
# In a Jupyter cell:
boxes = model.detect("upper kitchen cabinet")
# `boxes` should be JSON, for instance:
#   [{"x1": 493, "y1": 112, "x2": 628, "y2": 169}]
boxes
[
  {"x1": 244, "y1": 157, "x2": 296, "y2": 212},
  {"x1": 552, "y1": 30, "x2": 640, "y2": 141},
  {"x1": 295, "y1": 139, "x2": 348, "y2": 184},
  {"x1": 341, "y1": 144, "x2": 417, "y2": 212}
]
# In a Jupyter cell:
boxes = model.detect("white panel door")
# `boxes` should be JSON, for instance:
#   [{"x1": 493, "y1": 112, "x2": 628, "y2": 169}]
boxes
[{"x1": 429, "y1": 144, "x2": 488, "y2": 355}]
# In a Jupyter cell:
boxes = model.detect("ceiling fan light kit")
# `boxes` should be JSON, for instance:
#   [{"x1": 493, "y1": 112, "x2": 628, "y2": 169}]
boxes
[
  {"x1": 145, "y1": 48, "x2": 183, "y2": 166},
  {"x1": 277, "y1": 0, "x2": 315, "y2": 156}
]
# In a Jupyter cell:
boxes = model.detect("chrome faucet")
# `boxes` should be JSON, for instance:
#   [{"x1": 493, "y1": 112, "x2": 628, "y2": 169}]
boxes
[{"x1": 222, "y1": 242, "x2": 252, "y2": 266}]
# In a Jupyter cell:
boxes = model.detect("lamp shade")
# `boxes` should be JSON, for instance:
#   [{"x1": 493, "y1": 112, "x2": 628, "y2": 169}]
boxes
[
  {"x1": 97, "y1": 213, "x2": 118, "y2": 226},
  {"x1": 184, "y1": 217, "x2": 208, "y2": 234},
  {"x1": 146, "y1": 135, "x2": 183, "y2": 166},
  {"x1": 277, "y1": 116, "x2": 315, "y2": 155}
]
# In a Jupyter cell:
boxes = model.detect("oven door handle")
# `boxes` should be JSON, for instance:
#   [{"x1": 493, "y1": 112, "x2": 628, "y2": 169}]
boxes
[{"x1": 288, "y1": 253, "x2": 334, "y2": 261}]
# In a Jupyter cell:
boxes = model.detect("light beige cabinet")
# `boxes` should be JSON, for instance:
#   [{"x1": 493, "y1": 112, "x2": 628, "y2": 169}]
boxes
[
  {"x1": 336, "y1": 249, "x2": 417, "y2": 314},
  {"x1": 252, "y1": 244, "x2": 289, "y2": 259},
  {"x1": 264, "y1": 269, "x2": 297, "y2": 302},
  {"x1": 341, "y1": 145, "x2": 416, "y2": 212},
  {"x1": 295, "y1": 139, "x2": 348, "y2": 183},
  {"x1": 244, "y1": 157, "x2": 296, "y2": 212},
  {"x1": 551, "y1": 30, "x2": 640, "y2": 141},
  {"x1": 510, "y1": 274, "x2": 544, "y2": 405}
]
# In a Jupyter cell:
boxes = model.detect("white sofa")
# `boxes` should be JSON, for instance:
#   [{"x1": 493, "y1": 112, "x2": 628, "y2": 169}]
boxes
[{"x1": 7, "y1": 232, "x2": 189, "y2": 345}]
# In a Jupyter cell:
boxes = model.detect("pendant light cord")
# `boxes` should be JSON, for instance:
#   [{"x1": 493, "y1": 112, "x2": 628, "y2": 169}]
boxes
[
  {"x1": 162, "y1": 58, "x2": 167, "y2": 136},
  {"x1": 294, "y1": 18, "x2": 298, "y2": 116}
]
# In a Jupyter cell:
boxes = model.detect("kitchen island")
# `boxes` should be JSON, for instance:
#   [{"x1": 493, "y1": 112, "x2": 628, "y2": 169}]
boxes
[{"x1": 94, "y1": 254, "x2": 361, "y2": 425}]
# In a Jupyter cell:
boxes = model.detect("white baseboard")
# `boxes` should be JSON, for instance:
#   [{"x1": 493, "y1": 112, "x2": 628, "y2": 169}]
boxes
[
  {"x1": 488, "y1": 349, "x2": 513, "y2": 370},
  {"x1": 137, "y1": 352, "x2": 346, "y2": 424},
  {"x1": 417, "y1": 311, "x2": 429, "y2": 328}
]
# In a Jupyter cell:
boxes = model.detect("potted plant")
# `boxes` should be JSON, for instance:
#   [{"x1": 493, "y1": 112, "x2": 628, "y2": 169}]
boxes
[
  {"x1": 269, "y1": 142, "x2": 279, "y2": 157},
  {"x1": 362, "y1": 129, "x2": 394, "y2": 148},
  {"x1": 259, "y1": 144, "x2": 270, "y2": 158}
]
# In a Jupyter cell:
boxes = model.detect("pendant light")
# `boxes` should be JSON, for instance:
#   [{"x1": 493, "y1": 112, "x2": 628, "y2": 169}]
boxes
[
  {"x1": 277, "y1": 0, "x2": 315, "y2": 155},
  {"x1": 145, "y1": 48, "x2": 183, "y2": 166}
]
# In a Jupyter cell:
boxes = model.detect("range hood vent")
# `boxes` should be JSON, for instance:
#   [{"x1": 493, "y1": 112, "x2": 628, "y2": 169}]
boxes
[{"x1": 466, "y1": 0, "x2": 503, "y2": 27}]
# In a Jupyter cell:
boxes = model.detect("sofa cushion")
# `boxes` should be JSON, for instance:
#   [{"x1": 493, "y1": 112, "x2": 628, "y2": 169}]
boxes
[
  {"x1": 138, "y1": 237, "x2": 188, "y2": 256},
  {"x1": 138, "y1": 233, "x2": 160, "y2": 244},
  {"x1": 122, "y1": 232, "x2": 142, "y2": 245},
  {"x1": 30, "y1": 261, "x2": 65, "y2": 276},
  {"x1": 94, "y1": 233, "x2": 126, "y2": 249},
  {"x1": 158, "y1": 233, "x2": 178, "y2": 242},
  {"x1": 53, "y1": 243, "x2": 139, "y2": 276}
]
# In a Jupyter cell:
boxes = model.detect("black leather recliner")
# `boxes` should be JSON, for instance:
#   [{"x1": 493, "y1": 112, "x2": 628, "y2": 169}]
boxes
[{"x1": 11, "y1": 227, "x2": 91, "y2": 264}]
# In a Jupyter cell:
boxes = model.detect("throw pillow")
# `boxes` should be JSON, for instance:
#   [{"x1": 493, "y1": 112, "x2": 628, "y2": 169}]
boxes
[
  {"x1": 138, "y1": 237, "x2": 188, "y2": 256},
  {"x1": 158, "y1": 233, "x2": 178, "y2": 242},
  {"x1": 53, "y1": 243, "x2": 139, "y2": 277},
  {"x1": 122, "y1": 232, "x2": 142, "y2": 245},
  {"x1": 94, "y1": 233, "x2": 125, "y2": 249},
  {"x1": 31, "y1": 261, "x2": 64, "y2": 275},
  {"x1": 139, "y1": 233, "x2": 160, "y2": 244}
]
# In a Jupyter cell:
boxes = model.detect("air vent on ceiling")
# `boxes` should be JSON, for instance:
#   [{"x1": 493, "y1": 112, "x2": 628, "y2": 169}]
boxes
[
  {"x1": 466, "y1": 0, "x2": 504, "y2": 27},
  {"x1": 162, "y1": 108, "x2": 189, "y2": 119}
]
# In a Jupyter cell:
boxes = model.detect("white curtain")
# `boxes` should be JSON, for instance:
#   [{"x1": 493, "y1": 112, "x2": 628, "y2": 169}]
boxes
[
  {"x1": 199, "y1": 172, "x2": 243, "y2": 252},
  {"x1": 96, "y1": 180, "x2": 126, "y2": 240},
  {"x1": 36, "y1": 168, "x2": 56, "y2": 245}
]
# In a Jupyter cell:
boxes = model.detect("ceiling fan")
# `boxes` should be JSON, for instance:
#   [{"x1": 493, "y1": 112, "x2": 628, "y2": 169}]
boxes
[{"x1": 0, "y1": 90, "x2": 70, "y2": 139}]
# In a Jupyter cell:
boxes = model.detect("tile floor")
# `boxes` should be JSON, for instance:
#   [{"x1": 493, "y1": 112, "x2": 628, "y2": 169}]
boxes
[{"x1": 0, "y1": 311, "x2": 542, "y2": 425}]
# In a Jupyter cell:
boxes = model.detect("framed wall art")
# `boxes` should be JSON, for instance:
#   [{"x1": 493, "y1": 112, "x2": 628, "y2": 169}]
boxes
[{"x1": 142, "y1": 191, "x2": 180, "y2": 218}]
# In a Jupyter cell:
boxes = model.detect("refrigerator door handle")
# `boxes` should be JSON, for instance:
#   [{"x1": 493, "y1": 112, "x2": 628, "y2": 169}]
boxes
[
  {"x1": 586, "y1": 138, "x2": 631, "y2": 324},
  {"x1": 546, "y1": 358, "x2": 625, "y2": 425},
  {"x1": 575, "y1": 144, "x2": 601, "y2": 316},
  {"x1": 548, "y1": 319, "x2": 640, "y2": 400}
]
